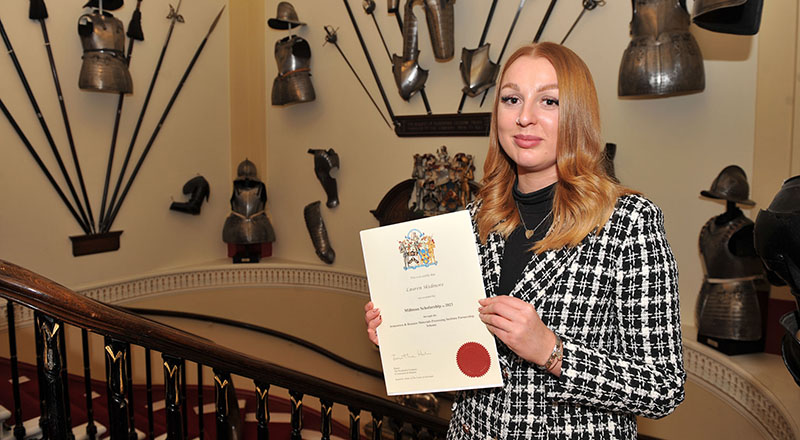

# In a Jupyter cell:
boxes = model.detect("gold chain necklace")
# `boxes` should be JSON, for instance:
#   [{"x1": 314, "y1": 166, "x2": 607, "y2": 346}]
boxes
[{"x1": 515, "y1": 201, "x2": 552, "y2": 240}]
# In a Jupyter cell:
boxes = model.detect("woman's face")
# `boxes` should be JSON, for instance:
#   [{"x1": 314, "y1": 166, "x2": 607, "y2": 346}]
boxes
[{"x1": 496, "y1": 56, "x2": 559, "y2": 191}]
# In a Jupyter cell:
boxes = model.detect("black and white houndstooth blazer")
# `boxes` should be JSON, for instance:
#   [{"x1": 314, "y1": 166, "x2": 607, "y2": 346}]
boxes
[{"x1": 448, "y1": 194, "x2": 685, "y2": 439}]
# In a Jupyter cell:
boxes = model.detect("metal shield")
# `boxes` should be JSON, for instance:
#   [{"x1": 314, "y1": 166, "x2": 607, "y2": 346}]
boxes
[{"x1": 459, "y1": 44, "x2": 499, "y2": 97}]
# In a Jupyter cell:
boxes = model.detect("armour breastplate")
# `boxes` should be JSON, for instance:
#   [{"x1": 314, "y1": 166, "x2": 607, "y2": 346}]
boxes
[
  {"x1": 275, "y1": 35, "x2": 311, "y2": 75},
  {"x1": 230, "y1": 185, "x2": 265, "y2": 218},
  {"x1": 78, "y1": 12, "x2": 132, "y2": 93},
  {"x1": 699, "y1": 214, "x2": 764, "y2": 279},
  {"x1": 618, "y1": 0, "x2": 705, "y2": 96}
]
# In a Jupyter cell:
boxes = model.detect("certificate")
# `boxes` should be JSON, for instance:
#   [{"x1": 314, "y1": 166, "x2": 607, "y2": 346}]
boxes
[{"x1": 360, "y1": 210, "x2": 503, "y2": 395}]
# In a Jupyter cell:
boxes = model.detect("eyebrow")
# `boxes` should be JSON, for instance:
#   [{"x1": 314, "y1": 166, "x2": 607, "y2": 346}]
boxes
[{"x1": 499, "y1": 82, "x2": 559, "y2": 93}]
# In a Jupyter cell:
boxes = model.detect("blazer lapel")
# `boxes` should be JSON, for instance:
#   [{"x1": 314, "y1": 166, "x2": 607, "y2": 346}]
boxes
[{"x1": 511, "y1": 242, "x2": 582, "y2": 303}]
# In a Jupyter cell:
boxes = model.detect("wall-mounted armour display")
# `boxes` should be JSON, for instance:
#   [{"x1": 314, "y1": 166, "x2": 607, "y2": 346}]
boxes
[
  {"x1": 696, "y1": 165, "x2": 768, "y2": 355},
  {"x1": 78, "y1": 11, "x2": 133, "y2": 94},
  {"x1": 268, "y1": 2, "x2": 315, "y2": 105},
  {"x1": 618, "y1": 0, "x2": 704, "y2": 97}
]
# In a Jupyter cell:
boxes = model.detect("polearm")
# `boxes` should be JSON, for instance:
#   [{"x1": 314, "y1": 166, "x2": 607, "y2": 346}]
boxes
[
  {"x1": 0, "y1": 98, "x2": 89, "y2": 234},
  {"x1": 560, "y1": 0, "x2": 605, "y2": 45},
  {"x1": 0, "y1": 15, "x2": 91, "y2": 233},
  {"x1": 532, "y1": 0, "x2": 558, "y2": 43},
  {"x1": 29, "y1": 0, "x2": 97, "y2": 233},
  {"x1": 342, "y1": 0, "x2": 397, "y2": 126},
  {"x1": 479, "y1": 0, "x2": 527, "y2": 107},
  {"x1": 98, "y1": 0, "x2": 145, "y2": 230},
  {"x1": 104, "y1": 6, "x2": 226, "y2": 231},
  {"x1": 102, "y1": 0, "x2": 184, "y2": 232}
]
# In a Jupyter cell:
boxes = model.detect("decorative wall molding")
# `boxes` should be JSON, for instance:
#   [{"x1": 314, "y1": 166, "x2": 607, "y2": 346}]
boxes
[
  {"x1": 683, "y1": 341, "x2": 799, "y2": 440},
  {"x1": 1, "y1": 264, "x2": 368, "y2": 330}
]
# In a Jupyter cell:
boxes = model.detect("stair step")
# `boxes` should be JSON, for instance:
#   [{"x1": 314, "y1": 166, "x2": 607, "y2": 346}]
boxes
[{"x1": 0, "y1": 417, "x2": 108, "y2": 440}]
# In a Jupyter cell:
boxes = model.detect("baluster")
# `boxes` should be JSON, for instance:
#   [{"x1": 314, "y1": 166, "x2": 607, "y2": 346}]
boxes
[
  {"x1": 104, "y1": 338, "x2": 131, "y2": 440},
  {"x1": 197, "y1": 364, "x2": 204, "y2": 439},
  {"x1": 289, "y1": 390, "x2": 303, "y2": 440},
  {"x1": 389, "y1": 418, "x2": 403, "y2": 440},
  {"x1": 213, "y1": 370, "x2": 231, "y2": 440},
  {"x1": 126, "y1": 346, "x2": 136, "y2": 440},
  {"x1": 370, "y1": 412, "x2": 383, "y2": 440},
  {"x1": 57, "y1": 326, "x2": 75, "y2": 440},
  {"x1": 81, "y1": 330, "x2": 97, "y2": 440},
  {"x1": 347, "y1": 406, "x2": 360, "y2": 440},
  {"x1": 162, "y1": 355, "x2": 185, "y2": 440},
  {"x1": 320, "y1": 399, "x2": 333, "y2": 440},
  {"x1": 145, "y1": 349, "x2": 154, "y2": 440},
  {"x1": 413, "y1": 425, "x2": 432, "y2": 440},
  {"x1": 35, "y1": 312, "x2": 72, "y2": 440},
  {"x1": 7, "y1": 301, "x2": 26, "y2": 440},
  {"x1": 181, "y1": 362, "x2": 188, "y2": 438},
  {"x1": 33, "y1": 313, "x2": 46, "y2": 433},
  {"x1": 254, "y1": 382, "x2": 270, "y2": 440}
]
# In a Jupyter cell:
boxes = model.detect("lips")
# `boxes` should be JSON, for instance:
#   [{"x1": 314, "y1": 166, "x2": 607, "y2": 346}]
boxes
[{"x1": 513, "y1": 134, "x2": 543, "y2": 149}]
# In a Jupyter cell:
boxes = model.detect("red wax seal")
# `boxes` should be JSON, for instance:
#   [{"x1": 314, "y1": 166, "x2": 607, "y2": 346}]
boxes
[{"x1": 456, "y1": 342, "x2": 491, "y2": 378}]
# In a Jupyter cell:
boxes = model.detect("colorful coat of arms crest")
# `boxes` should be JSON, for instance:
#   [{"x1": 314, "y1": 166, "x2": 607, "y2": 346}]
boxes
[{"x1": 398, "y1": 229, "x2": 437, "y2": 270}]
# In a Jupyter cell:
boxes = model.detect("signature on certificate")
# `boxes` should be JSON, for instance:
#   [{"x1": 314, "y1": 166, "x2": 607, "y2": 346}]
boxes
[{"x1": 392, "y1": 350, "x2": 433, "y2": 362}]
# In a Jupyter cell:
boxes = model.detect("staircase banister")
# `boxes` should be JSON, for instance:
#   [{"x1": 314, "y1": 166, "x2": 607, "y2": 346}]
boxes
[{"x1": 0, "y1": 259, "x2": 449, "y2": 432}]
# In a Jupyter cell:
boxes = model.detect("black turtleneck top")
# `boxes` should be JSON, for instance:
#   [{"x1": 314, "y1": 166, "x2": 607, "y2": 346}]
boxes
[{"x1": 497, "y1": 182, "x2": 556, "y2": 295}]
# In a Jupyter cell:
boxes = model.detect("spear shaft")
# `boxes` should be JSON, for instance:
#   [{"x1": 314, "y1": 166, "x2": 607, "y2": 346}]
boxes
[
  {"x1": 0, "y1": 15, "x2": 91, "y2": 233},
  {"x1": 99, "y1": 0, "x2": 144, "y2": 229},
  {"x1": 0, "y1": 98, "x2": 89, "y2": 234},
  {"x1": 102, "y1": 0, "x2": 184, "y2": 232},
  {"x1": 105, "y1": 6, "x2": 226, "y2": 231},
  {"x1": 30, "y1": 0, "x2": 96, "y2": 233}
]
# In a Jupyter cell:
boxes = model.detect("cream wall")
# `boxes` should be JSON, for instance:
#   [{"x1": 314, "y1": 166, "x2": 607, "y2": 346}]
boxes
[
  {"x1": 263, "y1": 0, "x2": 759, "y2": 327},
  {"x1": 0, "y1": 1, "x2": 231, "y2": 287},
  {"x1": 0, "y1": 1, "x2": 780, "y2": 326}
]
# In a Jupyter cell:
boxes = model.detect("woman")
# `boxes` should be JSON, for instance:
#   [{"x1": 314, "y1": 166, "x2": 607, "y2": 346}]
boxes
[{"x1": 365, "y1": 42, "x2": 685, "y2": 438}]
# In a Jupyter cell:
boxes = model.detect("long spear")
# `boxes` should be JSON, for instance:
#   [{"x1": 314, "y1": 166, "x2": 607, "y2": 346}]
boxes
[
  {"x1": 102, "y1": 0, "x2": 184, "y2": 232},
  {"x1": 29, "y1": 0, "x2": 96, "y2": 233},
  {"x1": 104, "y1": 6, "x2": 226, "y2": 231},
  {"x1": 98, "y1": 0, "x2": 145, "y2": 230},
  {"x1": 0, "y1": 15, "x2": 91, "y2": 233},
  {"x1": 0, "y1": 98, "x2": 89, "y2": 234}
]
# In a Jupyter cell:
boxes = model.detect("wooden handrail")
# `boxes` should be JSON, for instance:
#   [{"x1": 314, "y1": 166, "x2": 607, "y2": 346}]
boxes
[{"x1": 0, "y1": 259, "x2": 449, "y2": 433}]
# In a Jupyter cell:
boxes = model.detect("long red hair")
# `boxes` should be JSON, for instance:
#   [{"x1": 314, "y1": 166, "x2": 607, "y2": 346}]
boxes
[{"x1": 476, "y1": 42, "x2": 635, "y2": 252}]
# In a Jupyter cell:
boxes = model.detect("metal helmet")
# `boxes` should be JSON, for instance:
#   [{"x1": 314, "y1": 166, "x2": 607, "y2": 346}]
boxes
[
  {"x1": 692, "y1": 0, "x2": 763, "y2": 35},
  {"x1": 754, "y1": 176, "x2": 800, "y2": 294},
  {"x1": 700, "y1": 165, "x2": 755, "y2": 206},
  {"x1": 236, "y1": 159, "x2": 259, "y2": 181},
  {"x1": 267, "y1": 2, "x2": 306, "y2": 30}
]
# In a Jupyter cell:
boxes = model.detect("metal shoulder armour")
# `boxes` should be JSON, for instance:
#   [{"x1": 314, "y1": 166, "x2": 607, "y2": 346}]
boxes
[
  {"x1": 77, "y1": 12, "x2": 133, "y2": 94},
  {"x1": 460, "y1": 44, "x2": 499, "y2": 97},
  {"x1": 699, "y1": 215, "x2": 764, "y2": 279},
  {"x1": 693, "y1": 0, "x2": 763, "y2": 35},
  {"x1": 272, "y1": 35, "x2": 315, "y2": 105},
  {"x1": 618, "y1": 0, "x2": 704, "y2": 97}
]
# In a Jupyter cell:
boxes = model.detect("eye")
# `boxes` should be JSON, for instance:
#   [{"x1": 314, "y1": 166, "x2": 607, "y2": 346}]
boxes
[
  {"x1": 500, "y1": 96, "x2": 520, "y2": 105},
  {"x1": 543, "y1": 98, "x2": 559, "y2": 106}
]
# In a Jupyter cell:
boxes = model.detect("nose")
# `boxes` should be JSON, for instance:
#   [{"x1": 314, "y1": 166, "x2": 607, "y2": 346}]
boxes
[{"x1": 516, "y1": 102, "x2": 538, "y2": 127}]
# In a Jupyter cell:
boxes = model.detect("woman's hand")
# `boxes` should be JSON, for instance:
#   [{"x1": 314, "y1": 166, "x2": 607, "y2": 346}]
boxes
[
  {"x1": 478, "y1": 296, "x2": 557, "y2": 367},
  {"x1": 364, "y1": 301, "x2": 381, "y2": 346}
]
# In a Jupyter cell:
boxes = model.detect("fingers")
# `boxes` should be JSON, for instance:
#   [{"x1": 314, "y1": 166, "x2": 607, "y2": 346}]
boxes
[
  {"x1": 364, "y1": 300, "x2": 382, "y2": 346},
  {"x1": 479, "y1": 295, "x2": 531, "y2": 312},
  {"x1": 367, "y1": 326, "x2": 380, "y2": 346},
  {"x1": 364, "y1": 301, "x2": 374, "y2": 312}
]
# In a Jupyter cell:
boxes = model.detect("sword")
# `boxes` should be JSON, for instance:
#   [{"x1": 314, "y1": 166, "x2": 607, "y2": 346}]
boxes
[
  {"x1": 342, "y1": 0, "x2": 397, "y2": 125},
  {"x1": 29, "y1": 0, "x2": 96, "y2": 232},
  {"x1": 99, "y1": 0, "x2": 145, "y2": 231},
  {"x1": 533, "y1": 0, "x2": 558, "y2": 43},
  {"x1": 105, "y1": 7, "x2": 226, "y2": 231},
  {"x1": 560, "y1": 0, "x2": 605, "y2": 45},
  {"x1": 479, "y1": 0, "x2": 527, "y2": 107},
  {"x1": 362, "y1": 0, "x2": 392, "y2": 62},
  {"x1": 324, "y1": 26, "x2": 392, "y2": 129},
  {"x1": 0, "y1": 15, "x2": 91, "y2": 233},
  {"x1": 457, "y1": 0, "x2": 498, "y2": 113},
  {"x1": 103, "y1": 0, "x2": 185, "y2": 232}
]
